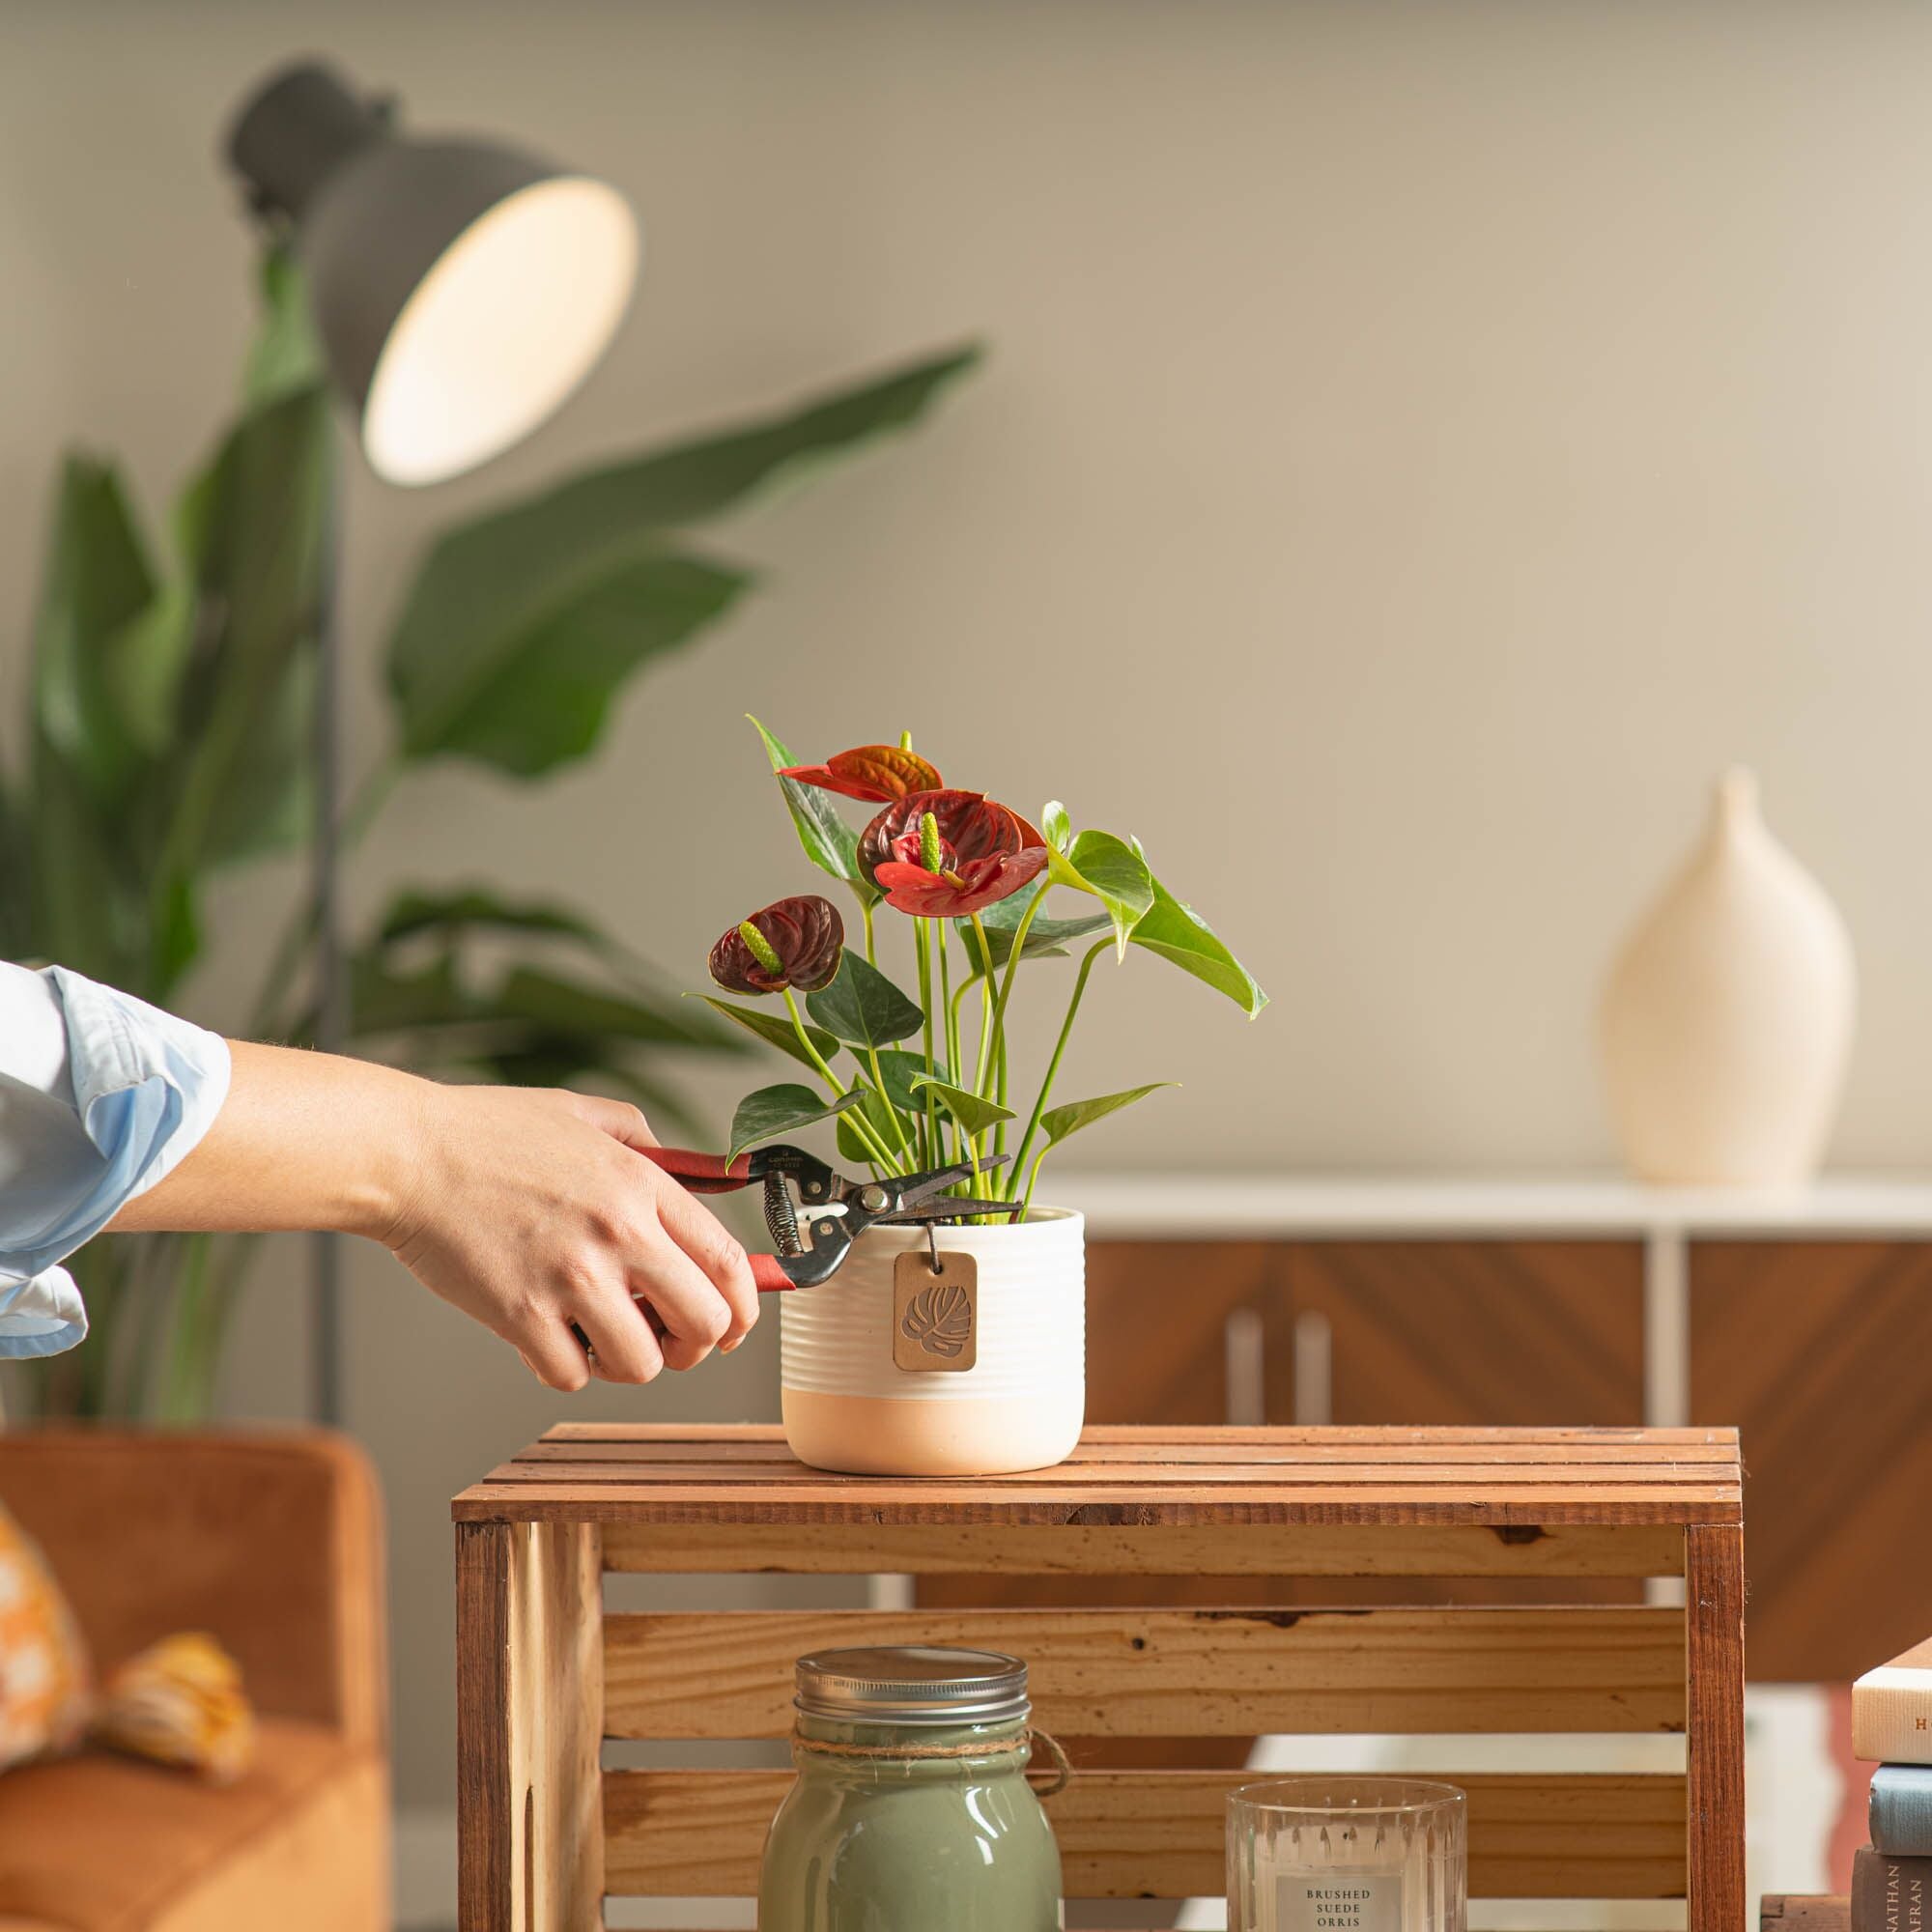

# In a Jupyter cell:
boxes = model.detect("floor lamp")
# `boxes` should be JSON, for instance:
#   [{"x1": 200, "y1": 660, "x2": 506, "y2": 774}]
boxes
[{"x1": 224, "y1": 61, "x2": 639, "y2": 1424}]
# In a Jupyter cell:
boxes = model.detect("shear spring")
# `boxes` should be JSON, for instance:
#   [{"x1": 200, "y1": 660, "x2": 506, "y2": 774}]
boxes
[{"x1": 763, "y1": 1169, "x2": 805, "y2": 1257}]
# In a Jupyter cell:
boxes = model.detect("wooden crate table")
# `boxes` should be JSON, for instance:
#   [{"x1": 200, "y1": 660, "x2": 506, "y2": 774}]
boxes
[{"x1": 452, "y1": 1423, "x2": 1745, "y2": 1932}]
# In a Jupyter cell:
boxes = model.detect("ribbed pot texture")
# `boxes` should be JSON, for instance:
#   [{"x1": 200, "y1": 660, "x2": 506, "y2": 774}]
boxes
[{"x1": 781, "y1": 1208, "x2": 1084, "y2": 1477}]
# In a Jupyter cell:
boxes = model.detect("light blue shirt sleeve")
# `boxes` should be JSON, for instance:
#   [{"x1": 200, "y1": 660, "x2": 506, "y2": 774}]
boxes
[{"x1": 0, "y1": 962, "x2": 232, "y2": 1357}]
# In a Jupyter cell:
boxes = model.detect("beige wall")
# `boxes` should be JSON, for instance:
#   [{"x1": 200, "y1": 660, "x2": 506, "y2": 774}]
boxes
[{"x1": 9, "y1": 0, "x2": 1932, "y2": 1815}]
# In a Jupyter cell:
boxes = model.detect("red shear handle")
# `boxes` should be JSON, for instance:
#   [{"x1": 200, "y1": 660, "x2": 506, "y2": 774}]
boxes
[
  {"x1": 749, "y1": 1252, "x2": 795, "y2": 1293},
  {"x1": 639, "y1": 1151, "x2": 794, "y2": 1290},
  {"x1": 640, "y1": 1146, "x2": 753, "y2": 1194}
]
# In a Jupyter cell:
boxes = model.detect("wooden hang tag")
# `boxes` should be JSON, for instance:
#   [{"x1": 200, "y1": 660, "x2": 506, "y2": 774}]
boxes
[{"x1": 893, "y1": 1251, "x2": 979, "y2": 1373}]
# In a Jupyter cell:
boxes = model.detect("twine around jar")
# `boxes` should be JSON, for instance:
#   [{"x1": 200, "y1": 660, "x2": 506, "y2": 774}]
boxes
[{"x1": 791, "y1": 1725, "x2": 1073, "y2": 1797}]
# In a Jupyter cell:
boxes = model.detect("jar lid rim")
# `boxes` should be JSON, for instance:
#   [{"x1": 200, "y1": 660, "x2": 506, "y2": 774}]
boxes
[{"x1": 795, "y1": 1645, "x2": 1029, "y2": 1725}]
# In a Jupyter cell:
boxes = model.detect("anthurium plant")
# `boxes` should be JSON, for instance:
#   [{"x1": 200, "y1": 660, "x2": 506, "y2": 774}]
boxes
[{"x1": 701, "y1": 724, "x2": 1266, "y2": 1215}]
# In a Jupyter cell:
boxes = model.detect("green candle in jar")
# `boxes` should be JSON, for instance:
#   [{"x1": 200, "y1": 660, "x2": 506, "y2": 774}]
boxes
[{"x1": 758, "y1": 1645, "x2": 1064, "y2": 1931}]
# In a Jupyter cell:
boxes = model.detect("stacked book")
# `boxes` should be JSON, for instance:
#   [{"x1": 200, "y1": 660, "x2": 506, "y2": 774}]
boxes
[{"x1": 1854, "y1": 1636, "x2": 1932, "y2": 1932}]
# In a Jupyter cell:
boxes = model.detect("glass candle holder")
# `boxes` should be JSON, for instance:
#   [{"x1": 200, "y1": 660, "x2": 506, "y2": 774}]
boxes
[{"x1": 1227, "y1": 1778, "x2": 1467, "y2": 1932}]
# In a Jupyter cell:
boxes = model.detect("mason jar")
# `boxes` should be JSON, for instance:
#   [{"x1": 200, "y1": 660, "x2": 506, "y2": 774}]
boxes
[{"x1": 758, "y1": 1645, "x2": 1064, "y2": 1931}]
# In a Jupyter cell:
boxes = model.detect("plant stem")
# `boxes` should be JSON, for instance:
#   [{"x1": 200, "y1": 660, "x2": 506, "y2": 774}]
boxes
[
  {"x1": 969, "y1": 915, "x2": 997, "y2": 1095},
  {"x1": 862, "y1": 897, "x2": 877, "y2": 968},
  {"x1": 782, "y1": 989, "x2": 902, "y2": 1173},
  {"x1": 864, "y1": 1044, "x2": 915, "y2": 1158},
  {"x1": 1020, "y1": 1148, "x2": 1052, "y2": 1215},
  {"x1": 915, "y1": 920, "x2": 940, "y2": 1166},
  {"x1": 1007, "y1": 938, "x2": 1110, "y2": 1198},
  {"x1": 993, "y1": 1032, "x2": 1009, "y2": 1167},
  {"x1": 937, "y1": 923, "x2": 968, "y2": 1182},
  {"x1": 980, "y1": 889, "x2": 1046, "y2": 1120},
  {"x1": 938, "y1": 923, "x2": 959, "y2": 1088}
]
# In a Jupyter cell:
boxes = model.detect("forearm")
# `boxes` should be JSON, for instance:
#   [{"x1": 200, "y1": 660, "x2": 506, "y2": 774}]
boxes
[
  {"x1": 107, "y1": 1039, "x2": 425, "y2": 1242},
  {"x1": 99, "y1": 1036, "x2": 758, "y2": 1390}
]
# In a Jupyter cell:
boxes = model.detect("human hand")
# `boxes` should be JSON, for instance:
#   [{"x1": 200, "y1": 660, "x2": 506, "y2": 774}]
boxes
[{"x1": 381, "y1": 1081, "x2": 759, "y2": 1391}]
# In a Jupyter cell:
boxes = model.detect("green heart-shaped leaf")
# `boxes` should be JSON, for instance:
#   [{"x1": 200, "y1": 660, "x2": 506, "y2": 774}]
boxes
[
  {"x1": 749, "y1": 714, "x2": 864, "y2": 885},
  {"x1": 867, "y1": 1048, "x2": 946, "y2": 1113},
  {"x1": 748, "y1": 715, "x2": 881, "y2": 904},
  {"x1": 1046, "y1": 828, "x2": 1154, "y2": 957},
  {"x1": 953, "y1": 879, "x2": 1112, "y2": 978},
  {"x1": 729, "y1": 1083, "x2": 863, "y2": 1164},
  {"x1": 806, "y1": 951, "x2": 924, "y2": 1049},
  {"x1": 1039, "y1": 1082, "x2": 1177, "y2": 1148},
  {"x1": 911, "y1": 1075, "x2": 1015, "y2": 1140},
  {"x1": 1127, "y1": 852, "x2": 1268, "y2": 1016},
  {"x1": 838, "y1": 1085, "x2": 906, "y2": 1166},
  {"x1": 1041, "y1": 800, "x2": 1072, "y2": 853},
  {"x1": 698, "y1": 995, "x2": 841, "y2": 1070}
]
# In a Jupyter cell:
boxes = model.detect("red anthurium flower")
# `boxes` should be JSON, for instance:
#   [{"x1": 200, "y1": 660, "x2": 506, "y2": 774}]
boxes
[
  {"x1": 709, "y1": 895, "x2": 844, "y2": 994},
  {"x1": 860, "y1": 789, "x2": 1049, "y2": 917},
  {"x1": 779, "y1": 744, "x2": 943, "y2": 803}
]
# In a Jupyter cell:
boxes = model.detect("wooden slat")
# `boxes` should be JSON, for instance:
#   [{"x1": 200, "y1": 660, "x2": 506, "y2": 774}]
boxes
[
  {"x1": 530, "y1": 1441, "x2": 1744, "y2": 1467},
  {"x1": 456, "y1": 1424, "x2": 1740, "y2": 1526},
  {"x1": 456, "y1": 1521, "x2": 603, "y2": 1932},
  {"x1": 603, "y1": 1605, "x2": 1687, "y2": 1738},
  {"x1": 602, "y1": 1767, "x2": 1687, "y2": 1898},
  {"x1": 544, "y1": 1423, "x2": 1738, "y2": 1446},
  {"x1": 457, "y1": 1484, "x2": 1737, "y2": 1524},
  {"x1": 599, "y1": 1519, "x2": 1688, "y2": 1577},
  {"x1": 1685, "y1": 1523, "x2": 1747, "y2": 1932},
  {"x1": 494, "y1": 1457, "x2": 1733, "y2": 1488}
]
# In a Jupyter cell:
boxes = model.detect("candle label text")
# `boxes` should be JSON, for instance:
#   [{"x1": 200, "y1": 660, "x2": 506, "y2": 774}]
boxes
[{"x1": 1276, "y1": 1874, "x2": 1404, "y2": 1932}]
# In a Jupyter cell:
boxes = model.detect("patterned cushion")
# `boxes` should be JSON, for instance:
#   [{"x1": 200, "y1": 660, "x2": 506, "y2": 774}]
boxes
[
  {"x1": 0, "y1": 1503, "x2": 89, "y2": 1770},
  {"x1": 96, "y1": 1633, "x2": 256, "y2": 1782}
]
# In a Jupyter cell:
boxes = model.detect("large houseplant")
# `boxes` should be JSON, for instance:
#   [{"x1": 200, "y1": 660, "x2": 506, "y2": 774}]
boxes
[
  {"x1": 695, "y1": 728, "x2": 1264, "y2": 1474},
  {"x1": 2, "y1": 254, "x2": 978, "y2": 1422}
]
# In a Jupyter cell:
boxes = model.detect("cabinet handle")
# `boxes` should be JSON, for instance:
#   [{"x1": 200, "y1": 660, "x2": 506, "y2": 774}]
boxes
[
  {"x1": 1223, "y1": 1307, "x2": 1265, "y2": 1426},
  {"x1": 1293, "y1": 1309, "x2": 1333, "y2": 1426}
]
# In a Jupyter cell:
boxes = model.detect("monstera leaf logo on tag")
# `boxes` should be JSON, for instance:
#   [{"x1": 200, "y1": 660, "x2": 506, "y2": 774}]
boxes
[
  {"x1": 890, "y1": 1254, "x2": 979, "y2": 1374},
  {"x1": 902, "y1": 1281, "x2": 973, "y2": 1357}
]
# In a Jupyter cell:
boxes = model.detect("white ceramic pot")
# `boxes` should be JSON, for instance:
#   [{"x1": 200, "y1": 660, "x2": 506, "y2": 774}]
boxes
[
  {"x1": 1598, "y1": 767, "x2": 1856, "y2": 1186},
  {"x1": 781, "y1": 1208, "x2": 1084, "y2": 1476}
]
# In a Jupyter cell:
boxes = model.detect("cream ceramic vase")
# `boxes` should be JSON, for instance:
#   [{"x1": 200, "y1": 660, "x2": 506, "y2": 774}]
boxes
[
  {"x1": 781, "y1": 1209, "x2": 1084, "y2": 1476},
  {"x1": 1598, "y1": 768, "x2": 1855, "y2": 1186}
]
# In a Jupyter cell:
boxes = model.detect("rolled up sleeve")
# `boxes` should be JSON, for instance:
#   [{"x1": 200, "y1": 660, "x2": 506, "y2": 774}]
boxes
[{"x1": 0, "y1": 963, "x2": 231, "y2": 1357}]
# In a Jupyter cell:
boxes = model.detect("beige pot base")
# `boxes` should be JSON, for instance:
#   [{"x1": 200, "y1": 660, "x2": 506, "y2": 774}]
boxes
[{"x1": 781, "y1": 1387, "x2": 1082, "y2": 1477}]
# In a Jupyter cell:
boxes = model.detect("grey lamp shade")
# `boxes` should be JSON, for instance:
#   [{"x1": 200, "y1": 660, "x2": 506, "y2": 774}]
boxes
[{"x1": 227, "y1": 63, "x2": 639, "y2": 485}]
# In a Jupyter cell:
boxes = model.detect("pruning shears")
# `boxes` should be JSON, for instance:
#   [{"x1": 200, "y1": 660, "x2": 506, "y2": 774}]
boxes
[{"x1": 641, "y1": 1144, "x2": 1015, "y2": 1291}]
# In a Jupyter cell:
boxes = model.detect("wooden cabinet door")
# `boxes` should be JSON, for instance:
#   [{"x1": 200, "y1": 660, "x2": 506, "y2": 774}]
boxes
[
  {"x1": 1084, "y1": 1239, "x2": 1281, "y2": 1424},
  {"x1": 1277, "y1": 1241, "x2": 1646, "y2": 1427},
  {"x1": 1691, "y1": 1239, "x2": 1932, "y2": 1682}
]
